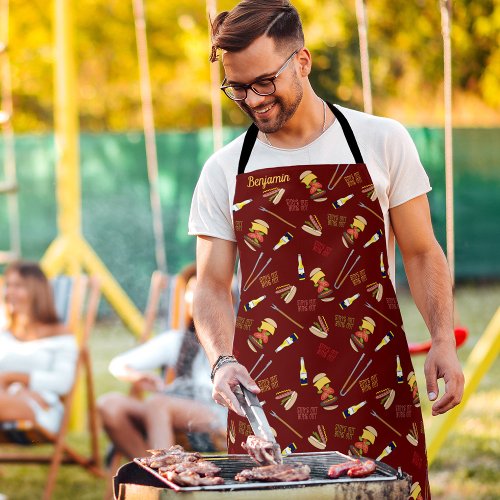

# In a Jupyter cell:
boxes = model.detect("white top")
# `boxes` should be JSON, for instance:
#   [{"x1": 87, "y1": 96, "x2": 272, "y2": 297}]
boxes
[
  {"x1": 0, "y1": 331, "x2": 78, "y2": 406},
  {"x1": 188, "y1": 105, "x2": 432, "y2": 288},
  {"x1": 109, "y1": 330, "x2": 226, "y2": 424}
]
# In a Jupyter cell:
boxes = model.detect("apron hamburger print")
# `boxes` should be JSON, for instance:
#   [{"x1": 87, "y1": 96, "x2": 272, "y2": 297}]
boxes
[{"x1": 229, "y1": 103, "x2": 430, "y2": 499}]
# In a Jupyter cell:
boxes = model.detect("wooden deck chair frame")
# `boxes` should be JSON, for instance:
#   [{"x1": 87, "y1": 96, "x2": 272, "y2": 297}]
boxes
[
  {"x1": 0, "y1": 275, "x2": 104, "y2": 500},
  {"x1": 139, "y1": 270, "x2": 169, "y2": 344},
  {"x1": 128, "y1": 271, "x2": 170, "y2": 398}
]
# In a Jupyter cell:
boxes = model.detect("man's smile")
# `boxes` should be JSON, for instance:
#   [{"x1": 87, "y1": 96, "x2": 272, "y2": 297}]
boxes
[{"x1": 252, "y1": 101, "x2": 278, "y2": 119}]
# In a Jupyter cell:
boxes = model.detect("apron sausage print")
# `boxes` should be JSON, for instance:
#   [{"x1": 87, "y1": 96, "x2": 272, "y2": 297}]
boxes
[{"x1": 229, "y1": 104, "x2": 430, "y2": 499}]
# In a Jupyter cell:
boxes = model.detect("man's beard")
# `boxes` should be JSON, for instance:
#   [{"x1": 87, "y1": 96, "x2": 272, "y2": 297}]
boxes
[{"x1": 238, "y1": 72, "x2": 303, "y2": 134}]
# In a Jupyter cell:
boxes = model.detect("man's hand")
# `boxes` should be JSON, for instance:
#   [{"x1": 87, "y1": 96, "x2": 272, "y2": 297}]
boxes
[
  {"x1": 212, "y1": 362, "x2": 260, "y2": 416},
  {"x1": 391, "y1": 196, "x2": 465, "y2": 416},
  {"x1": 424, "y1": 340, "x2": 465, "y2": 416}
]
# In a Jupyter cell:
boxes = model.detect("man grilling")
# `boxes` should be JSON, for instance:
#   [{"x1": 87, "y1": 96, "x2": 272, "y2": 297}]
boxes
[{"x1": 189, "y1": 1, "x2": 464, "y2": 497}]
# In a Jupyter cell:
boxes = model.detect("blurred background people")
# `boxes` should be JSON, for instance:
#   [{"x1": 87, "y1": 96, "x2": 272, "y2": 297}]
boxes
[
  {"x1": 0, "y1": 261, "x2": 77, "y2": 435},
  {"x1": 98, "y1": 264, "x2": 226, "y2": 460}
]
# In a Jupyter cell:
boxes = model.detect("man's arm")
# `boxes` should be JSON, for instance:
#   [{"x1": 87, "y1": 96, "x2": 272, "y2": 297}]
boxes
[
  {"x1": 194, "y1": 235, "x2": 259, "y2": 415},
  {"x1": 390, "y1": 194, "x2": 464, "y2": 416}
]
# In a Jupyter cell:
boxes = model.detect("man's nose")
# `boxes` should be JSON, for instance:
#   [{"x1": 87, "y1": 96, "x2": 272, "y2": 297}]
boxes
[{"x1": 244, "y1": 89, "x2": 267, "y2": 109}]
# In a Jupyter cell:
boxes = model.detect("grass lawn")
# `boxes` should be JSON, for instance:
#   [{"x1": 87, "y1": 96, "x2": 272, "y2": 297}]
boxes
[{"x1": 0, "y1": 283, "x2": 498, "y2": 499}]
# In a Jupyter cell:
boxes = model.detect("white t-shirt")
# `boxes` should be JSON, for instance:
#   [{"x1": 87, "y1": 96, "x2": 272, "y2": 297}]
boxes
[{"x1": 189, "y1": 104, "x2": 432, "y2": 287}]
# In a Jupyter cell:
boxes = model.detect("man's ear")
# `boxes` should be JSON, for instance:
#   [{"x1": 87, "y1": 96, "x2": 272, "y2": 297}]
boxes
[{"x1": 297, "y1": 47, "x2": 312, "y2": 77}]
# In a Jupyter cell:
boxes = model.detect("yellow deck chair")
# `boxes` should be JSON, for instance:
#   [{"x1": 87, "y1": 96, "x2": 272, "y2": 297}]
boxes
[{"x1": 0, "y1": 275, "x2": 104, "y2": 500}]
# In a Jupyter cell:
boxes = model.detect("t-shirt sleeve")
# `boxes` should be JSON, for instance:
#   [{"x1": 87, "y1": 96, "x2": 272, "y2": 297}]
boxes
[
  {"x1": 188, "y1": 155, "x2": 236, "y2": 242},
  {"x1": 385, "y1": 120, "x2": 432, "y2": 208}
]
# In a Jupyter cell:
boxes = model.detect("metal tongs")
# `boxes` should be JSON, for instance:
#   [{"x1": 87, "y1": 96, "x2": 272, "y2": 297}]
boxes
[{"x1": 234, "y1": 384, "x2": 283, "y2": 465}]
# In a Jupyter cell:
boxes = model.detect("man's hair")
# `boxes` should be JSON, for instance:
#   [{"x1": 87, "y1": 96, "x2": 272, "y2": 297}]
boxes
[{"x1": 210, "y1": 0, "x2": 304, "y2": 62}]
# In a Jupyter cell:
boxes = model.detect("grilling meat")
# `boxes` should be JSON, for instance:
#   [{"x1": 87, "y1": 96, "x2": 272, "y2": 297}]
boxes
[
  {"x1": 140, "y1": 448, "x2": 201, "y2": 468},
  {"x1": 235, "y1": 463, "x2": 311, "y2": 482},
  {"x1": 327, "y1": 460, "x2": 361, "y2": 479},
  {"x1": 242, "y1": 435, "x2": 282, "y2": 466},
  {"x1": 159, "y1": 460, "x2": 221, "y2": 477},
  {"x1": 347, "y1": 460, "x2": 376, "y2": 478},
  {"x1": 162, "y1": 470, "x2": 225, "y2": 486},
  {"x1": 147, "y1": 454, "x2": 199, "y2": 468},
  {"x1": 327, "y1": 459, "x2": 376, "y2": 479},
  {"x1": 139, "y1": 445, "x2": 225, "y2": 486}
]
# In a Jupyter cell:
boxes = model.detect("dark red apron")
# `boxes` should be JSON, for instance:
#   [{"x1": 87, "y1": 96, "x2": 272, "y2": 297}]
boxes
[{"x1": 229, "y1": 103, "x2": 429, "y2": 499}]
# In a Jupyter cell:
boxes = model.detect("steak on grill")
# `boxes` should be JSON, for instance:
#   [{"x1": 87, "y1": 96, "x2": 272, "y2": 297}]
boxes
[
  {"x1": 162, "y1": 470, "x2": 225, "y2": 486},
  {"x1": 235, "y1": 463, "x2": 311, "y2": 482},
  {"x1": 139, "y1": 445, "x2": 225, "y2": 486},
  {"x1": 242, "y1": 435, "x2": 281, "y2": 465},
  {"x1": 139, "y1": 445, "x2": 201, "y2": 468},
  {"x1": 159, "y1": 460, "x2": 221, "y2": 477}
]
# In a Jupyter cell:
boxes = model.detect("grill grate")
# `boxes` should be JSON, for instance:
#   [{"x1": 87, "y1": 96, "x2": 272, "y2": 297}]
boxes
[{"x1": 134, "y1": 451, "x2": 402, "y2": 492}]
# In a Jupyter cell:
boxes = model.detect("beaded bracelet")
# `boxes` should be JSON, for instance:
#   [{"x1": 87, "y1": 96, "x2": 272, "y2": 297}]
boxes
[{"x1": 210, "y1": 354, "x2": 238, "y2": 382}]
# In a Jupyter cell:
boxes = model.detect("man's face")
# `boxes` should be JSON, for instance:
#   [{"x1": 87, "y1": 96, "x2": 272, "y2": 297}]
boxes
[{"x1": 222, "y1": 36, "x2": 304, "y2": 134}]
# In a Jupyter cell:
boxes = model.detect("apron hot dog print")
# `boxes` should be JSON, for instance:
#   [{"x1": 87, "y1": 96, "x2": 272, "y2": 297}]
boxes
[{"x1": 229, "y1": 104, "x2": 430, "y2": 499}]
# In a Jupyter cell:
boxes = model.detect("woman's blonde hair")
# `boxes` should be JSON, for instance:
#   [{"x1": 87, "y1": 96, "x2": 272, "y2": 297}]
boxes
[{"x1": 4, "y1": 261, "x2": 59, "y2": 329}]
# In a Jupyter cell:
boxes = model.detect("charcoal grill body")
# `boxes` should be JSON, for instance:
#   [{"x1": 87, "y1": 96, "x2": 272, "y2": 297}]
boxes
[{"x1": 114, "y1": 452, "x2": 411, "y2": 499}]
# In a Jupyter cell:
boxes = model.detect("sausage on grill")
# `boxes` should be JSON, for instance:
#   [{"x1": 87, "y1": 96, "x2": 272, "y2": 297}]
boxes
[
  {"x1": 327, "y1": 460, "x2": 361, "y2": 479},
  {"x1": 347, "y1": 460, "x2": 376, "y2": 478}
]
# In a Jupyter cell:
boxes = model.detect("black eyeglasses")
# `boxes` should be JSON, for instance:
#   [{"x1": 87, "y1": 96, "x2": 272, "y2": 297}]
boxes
[{"x1": 220, "y1": 48, "x2": 300, "y2": 101}]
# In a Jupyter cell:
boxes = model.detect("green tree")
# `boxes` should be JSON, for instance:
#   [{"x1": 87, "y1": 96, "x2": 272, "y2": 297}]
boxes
[{"x1": 6, "y1": 0, "x2": 500, "y2": 132}]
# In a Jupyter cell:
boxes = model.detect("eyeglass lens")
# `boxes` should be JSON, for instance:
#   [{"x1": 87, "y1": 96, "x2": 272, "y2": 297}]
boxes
[{"x1": 225, "y1": 80, "x2": 276, "y2": 100}]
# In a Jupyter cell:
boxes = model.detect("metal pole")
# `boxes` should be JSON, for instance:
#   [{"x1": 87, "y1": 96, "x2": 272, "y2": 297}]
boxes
[
  {"x1": 440, "y1": 0, "x2": 455, "y2": 286},
  {"x1": 355, "y1": 0, "x2": 373, "y2": 114},
  {"x1": 206, "y1": 0, "x2": 223, "y2": 151},
  {"x1": 132, "y1": 0, "x2": 167, "y2": 274}
]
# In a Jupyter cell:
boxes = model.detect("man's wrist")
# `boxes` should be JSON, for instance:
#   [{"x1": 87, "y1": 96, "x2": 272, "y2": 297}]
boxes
[
  {"x1": 430, "y1": 331, "x2": 456, "y2": 348},
  {"x1": 211, "y1": 354, "x2": 238, "y2": 382}
]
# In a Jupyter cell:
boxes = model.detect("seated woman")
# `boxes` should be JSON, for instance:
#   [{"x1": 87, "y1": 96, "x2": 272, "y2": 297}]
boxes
[
  {"x1": 0, "y1": 262, "x2": 78, "y2": 435},
  {"x1": 98, "y1": 264, "x2": 227, "y2": 460}
]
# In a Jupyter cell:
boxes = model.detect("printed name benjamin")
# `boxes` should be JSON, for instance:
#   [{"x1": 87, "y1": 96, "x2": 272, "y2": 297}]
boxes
[{"x1": 247, "y1": 174, "x2": 290, "y2": 190}]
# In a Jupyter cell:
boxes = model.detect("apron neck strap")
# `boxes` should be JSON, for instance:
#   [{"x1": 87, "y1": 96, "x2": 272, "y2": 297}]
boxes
[
  {"x1": 237, "y1": 102, "x2": 364, "y2": 175},
  {"x1": 238, "y1": 123, "x2": 259, "y2": 175},
  {"x1": 328, "y1": 102, "x2": 364, "y2": 164}
]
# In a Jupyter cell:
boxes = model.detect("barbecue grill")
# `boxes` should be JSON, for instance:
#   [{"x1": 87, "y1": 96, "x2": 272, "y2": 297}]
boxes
[{"x1": 114, "y1": 451, "x2": 411, "y2": 499}]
